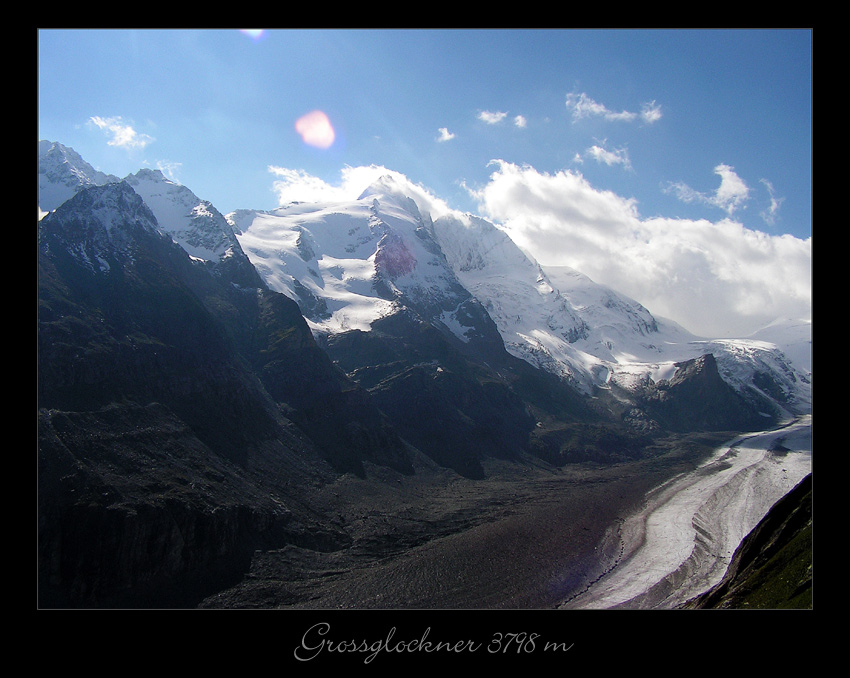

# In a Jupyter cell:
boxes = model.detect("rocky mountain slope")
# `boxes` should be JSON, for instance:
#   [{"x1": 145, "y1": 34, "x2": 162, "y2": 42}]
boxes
[
  {"x1": 37, "y1": 181, "x2": 412, "y2": 606},
  {"x1": 37, "y1": 141, "x2": 812, "y2": 608}
]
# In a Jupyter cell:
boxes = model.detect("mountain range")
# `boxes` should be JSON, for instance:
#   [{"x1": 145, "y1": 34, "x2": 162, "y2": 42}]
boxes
[{"x1": 37, "y1": 140, "x2": 812, "y2": 608}]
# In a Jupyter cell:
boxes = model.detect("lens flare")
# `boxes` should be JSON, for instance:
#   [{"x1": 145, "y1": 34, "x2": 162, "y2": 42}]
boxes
[
  {"x1": 239, "y1": 29, "x2": 266, "y2": 41},
  {"x1": 295, "y1": 110, "x2": 336, "y2": 150}
]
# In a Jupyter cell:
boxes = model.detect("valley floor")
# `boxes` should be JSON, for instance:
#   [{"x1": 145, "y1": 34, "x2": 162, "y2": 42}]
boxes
[{"x1": 200, "y1": 429, "x2": 749, "y2": 610}]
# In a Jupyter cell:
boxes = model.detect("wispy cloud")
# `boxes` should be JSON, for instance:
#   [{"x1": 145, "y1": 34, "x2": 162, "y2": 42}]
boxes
[
  {"x1": 467, "y1": 160, "x2": 810, "y2": 337},
  {"x1": 156, "y1": 160, "x2": 182, "y2": 184},
  {"x1": 566, "y1": 92, "x2": 662, "y2": 125},
  {"x1": 577, "y1": 141, "x2": 632, "y2": 170},
  {"x1": 477, "y1": 110, "x2": 527, "y2": 128},
  {"x1": 665, "y1": 164, "x2": 750, "y2": 216},
  {"x1": 640, "y1": 100, "x2": 662, "y2": 124},
  {"x1": 759, "y1": 179, "x2": 785, "y2": 227},
  {"x1": 89, "y1": 116, "x2": 154, "y2": 149}
]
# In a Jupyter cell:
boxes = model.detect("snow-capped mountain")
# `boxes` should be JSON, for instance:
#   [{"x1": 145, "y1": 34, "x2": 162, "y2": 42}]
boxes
[
  {"x1": 746, "y1": 317, "x2": 812, "y2": 375},
  {"x1": 123, "y1": 168, "x2": 244, "y2": 266},
  {"x1": 37, "y1": 141, "x2": 812, "y2": 421},
  {"x1": 229, "y1": 175, "x2": 811, "y2": 417},
  {"x1": 229, "y1": 175, "x2": 502, "y2": 354},
  {"x1": 37, "y1": 140, "x2": 813, "y2": 610},
  {"x1": 38, "y1": 140, "x2": 120, "y2": 218},
  {"x1": 37, "y1": 178, "x2": 166, "y2": 276},
  {"x1": 39, "y1": 141, "x2": 262, "y2": 287},
  {"x1": 544, "y1": 265, "x2": 811, "y2": 414},
  {"x1": 430, "y1": 212, "x2": 590, "y2": 384}
]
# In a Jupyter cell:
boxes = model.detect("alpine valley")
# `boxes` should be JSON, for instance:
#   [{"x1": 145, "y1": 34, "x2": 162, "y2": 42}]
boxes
[{"x1": 37, "y1": 140, "x2": 812, "y2": 610}]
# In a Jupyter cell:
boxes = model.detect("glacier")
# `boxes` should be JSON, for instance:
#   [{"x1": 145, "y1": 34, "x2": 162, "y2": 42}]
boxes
[{"x1": 560, "y1": 414, "x2": 812, "y2": 609}]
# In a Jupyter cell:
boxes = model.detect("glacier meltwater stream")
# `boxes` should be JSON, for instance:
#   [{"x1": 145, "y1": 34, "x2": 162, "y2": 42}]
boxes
[{"x1": 561, "y1": 415, "x2": 812, "y2": 610}]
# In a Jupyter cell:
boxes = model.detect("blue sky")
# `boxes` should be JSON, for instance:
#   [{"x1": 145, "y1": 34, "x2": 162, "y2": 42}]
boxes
[{"x1": 38, "y1": 29, "x2": 812, "y2": 337}]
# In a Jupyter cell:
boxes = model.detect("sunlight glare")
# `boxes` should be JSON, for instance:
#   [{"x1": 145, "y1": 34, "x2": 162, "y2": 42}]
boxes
[
  {"x1": 295, "y1": 110, "x2": 336, "y2": 149},
  {"x1": 239, "y1": 29, "x2": 266, "y2": 41}
]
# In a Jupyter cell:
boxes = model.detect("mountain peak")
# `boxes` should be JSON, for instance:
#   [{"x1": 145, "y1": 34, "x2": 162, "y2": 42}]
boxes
[
  {"x1": 38, "y1": 182, "x2": 163, "y2": 275},
  {"x1": 67, "y1": 181, "x2": 157, "y2": 229},
  {"x1": 357, "y1": 174, "x2": 401, "y2": 201},
  {"x1": 123, "y1": 168, "x2": 244, "y2": 265},
  {"x1": 38, "y1": 140, "x2": 121, "y2": 215},
  {"x1": 126, "y1": 167, "x2": 171, "y2": 184}
]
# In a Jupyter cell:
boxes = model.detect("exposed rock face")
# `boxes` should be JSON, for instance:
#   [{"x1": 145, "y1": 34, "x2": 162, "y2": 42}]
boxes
[
  {"x1": 634, "y1": 354, "x2": 770, "y2": 433},
  {"x1": 37, "y1": 183, "x2": 409, "y2": 607},
  {"x1": 38, "y1": 404, "x2": 297, "y2": 608},
  {"x1": 320, "y1": 308, "x2": 598, "y2": 478}
]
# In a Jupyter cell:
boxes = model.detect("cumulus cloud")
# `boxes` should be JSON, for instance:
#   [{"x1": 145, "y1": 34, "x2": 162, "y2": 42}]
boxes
[
  {"x1": 478, "y1": 110, "x2": 508, "y2": 124},
  {"x1": 267, "y1": 164, "x2": 453, "y2": 219},
  {"x1": 665, "y1": 164, "x2": 751, "y2": 216},
  {"x1": 89, "y1": 116, "x2": 154, "y2": 149},
  {"x1": 436, "y1": 127, "x2": 455, "y2": 142},
  {"x1": 566, "y1": 92, "x2": 662, "y2": 125},
  {"x1": 467, "y1": 160, "x2": 810, "y2": 337},
  {"x1": 513, "y1": 115, "x2": 527, "y2": 128}
]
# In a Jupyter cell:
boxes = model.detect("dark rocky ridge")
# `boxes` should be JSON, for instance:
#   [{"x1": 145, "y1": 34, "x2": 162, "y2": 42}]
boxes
[
  {"x1": 37, "y1": 183, "x2": 408, "y2": 606},
  {"x1": 634, "y1": 353, "x2": 771, "y2": 433}
]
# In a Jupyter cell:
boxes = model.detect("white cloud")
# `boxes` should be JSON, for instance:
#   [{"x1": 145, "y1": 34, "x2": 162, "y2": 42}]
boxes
[
  {"x1": 566, "y1": 92, "x2": 662, "y2": 125},
  {"x1": 156, "y1": 160, "x2": 182, "y2": 183},
  {"x1": 467, "y1": 160, "x2": 810, "y2": 338},
  {"x1": 89, "y1": 116, "x2": 154, "y2": 149},
  {"x1": 583, "y1": 142, "x2": 632, "y2": 170},
  {"x1": 640, "y1": 100, "x2": 663, "y2": 124},
  {"x1": 666, "y1": 164, "x2": 751, "y2": 216},
  {"x1": 268, "y1": 164, "x2": 453, "y2": 219},
  {"x1": 267, "y1": 166, "x2": 350, "y2": 204},
  {"x1": 513, "y1": 115, "x2": 527, "y2": 128},
  {"x1": 478, "y1": 110, "x2": 508, "y2": 124},
  {"x1": 712, "y1": 164, "x2": 750, "y2": 214},
  {"x1": 759, "y1": 178, "x2": 785, "y2": 227},
  {"x1": 436, "y1": 127, "x2": 455, "y2": 142},
  {"x1": 566, "y1": 92, "x2": 635, "y2": 122}
]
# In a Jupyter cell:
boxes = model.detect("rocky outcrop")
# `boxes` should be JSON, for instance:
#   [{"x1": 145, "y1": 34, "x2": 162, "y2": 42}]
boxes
[
  {"x1": 321, "y1": 308, "x2": 598, "y2": 478},
  {"x1": 634, "y1": 354, "x2": 772, "y2": 433}
]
